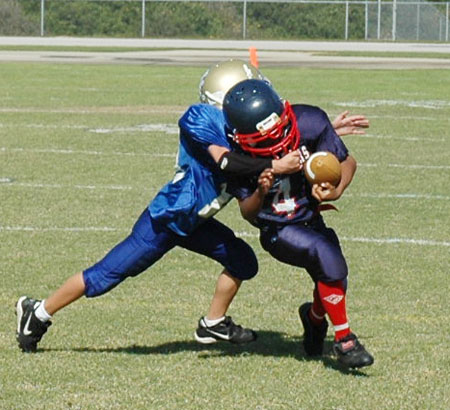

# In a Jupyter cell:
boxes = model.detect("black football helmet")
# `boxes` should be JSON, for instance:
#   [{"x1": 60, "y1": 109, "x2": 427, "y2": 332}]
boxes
[{"x1": 223, "y1": 79, "x2": 300, "y2": 158}]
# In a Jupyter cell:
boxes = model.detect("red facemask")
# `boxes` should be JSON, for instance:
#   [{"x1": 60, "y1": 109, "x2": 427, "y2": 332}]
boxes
[{"x1": 233, "y1": 101, "x2": 300, "y2": 159}]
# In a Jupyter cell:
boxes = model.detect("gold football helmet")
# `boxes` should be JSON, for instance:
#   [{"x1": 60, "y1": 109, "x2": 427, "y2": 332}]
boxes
[{"x1": 199, "y1": 59, "x2": 267, "y2": 108}]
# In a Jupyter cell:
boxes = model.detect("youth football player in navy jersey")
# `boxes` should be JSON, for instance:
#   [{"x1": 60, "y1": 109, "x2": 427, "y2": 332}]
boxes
[{"x1": 223, "y1": 79, "x2": 374, "y2": 369}]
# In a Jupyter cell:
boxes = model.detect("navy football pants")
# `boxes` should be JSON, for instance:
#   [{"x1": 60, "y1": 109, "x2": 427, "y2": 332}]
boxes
[
  {"x1": 259, "y1": 217, "x2": 348, "y2": 284},
  {"x1": 83, "y1": 209, "x2": 258, "y2": 297}
]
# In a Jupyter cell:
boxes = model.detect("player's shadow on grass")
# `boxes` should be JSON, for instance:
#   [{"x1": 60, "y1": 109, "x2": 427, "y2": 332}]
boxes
[{"x1": 64, "y1": 330, "x2": 369, "y2": 376}]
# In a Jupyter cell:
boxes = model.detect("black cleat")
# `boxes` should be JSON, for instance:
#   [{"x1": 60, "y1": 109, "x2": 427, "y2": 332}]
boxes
[
  {"x1": 333, "y1": 333, "x2": 374, "y2": 368},
  {"x1": 299, "y1": 302, "x2": 328, "y2": 356},
  {"x1": 195, "y1": 316, "x2": 257, "y2": 344},
  {"x1": 16, "y1": 296, "x2": 51, "y2": 353}
]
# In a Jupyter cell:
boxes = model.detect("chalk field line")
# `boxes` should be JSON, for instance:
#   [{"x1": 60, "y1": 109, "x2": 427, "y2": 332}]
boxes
[
  {"x1": 2, "y1": 147, "x2": 450, "y2": 170},
  {"x1": 1, "y1": 180, "x2": 449, "y2": 202},
  {"x1": 0, "y1": 226, "x2": 448, "y2": 247},
  {"x1": 0, "y1": 121, "x2": 448, "y2": 142}
]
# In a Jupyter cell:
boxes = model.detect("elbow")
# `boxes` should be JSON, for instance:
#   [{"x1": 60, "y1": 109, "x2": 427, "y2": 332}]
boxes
[
  {"x1": 239, "y1": 207, "x2": 257, "y2": 224},
  {"x1": 349, "y1": 155, "x2": 357, "y2": 170},
  {"x1": 240, "y1": 210, "x2": 254, "y2": 224},
  {"x1": 343, "y1": 155, "x2": 357, "y2": 177}
]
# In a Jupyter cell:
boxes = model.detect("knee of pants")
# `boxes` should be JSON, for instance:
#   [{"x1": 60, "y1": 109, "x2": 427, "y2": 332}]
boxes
[
  {"x1": 317, "y1": 267, "x2": 348, "y2": 283},
  {"x1": 225, "y1": 238, "x2": 258, "y2": 281},
  {"x1": 83, "y1": 264, "x2": 123, "y2": 297},
  {"x1": 311, "y1": 240, "x2": 348, "y2": 283},
  {"x1": 82, "y1": 233, "x2": 166, "y2": 297}
]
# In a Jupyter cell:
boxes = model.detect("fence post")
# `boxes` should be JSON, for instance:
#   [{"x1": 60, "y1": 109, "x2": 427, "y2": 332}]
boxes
[
  {"x1": 141, "y1": 0, "x2": 146, "y2": 38},
  {"x1": 446, "y1": 2, "x2": 449, "y2": 41},
  {"x1": 345, "y1": 1, "x2": 349, "y2": 40},
  {"x1": 377, "y1": 0, "x2": 381, "y2": 39},
  {"x1": 416, "y1": 4, "x2": 420, "y2": 41},
  {"x1": 40, "y1": 0, "x2": 45, "y2": 36},
  {"x1": 365, "y1": 0, "x2": 368, "y2": 40},
  {"x1": 392, "y1": 0, "x2": 397, "y2": 40}
]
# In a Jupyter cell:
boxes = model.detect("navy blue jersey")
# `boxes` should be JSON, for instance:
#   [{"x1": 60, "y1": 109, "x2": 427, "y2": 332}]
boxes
[
  {"x1": 148, "y1": 104, "x2": 233, "y2": 236},
  {"x1": 228, "y1": 104, "x2": 349, "y2": 227}
]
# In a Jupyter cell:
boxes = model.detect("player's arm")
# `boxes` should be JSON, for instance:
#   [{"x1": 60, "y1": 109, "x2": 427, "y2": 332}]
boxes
[
  {"x1": 312, "y1": 155, "x2": 357, "y2": 202},
  {"x1": 238, "y1": 169, "x2": 274, "y2": 222},
  {"x1": 208, "y1": 145, "x2": 301, "y2": 176}
]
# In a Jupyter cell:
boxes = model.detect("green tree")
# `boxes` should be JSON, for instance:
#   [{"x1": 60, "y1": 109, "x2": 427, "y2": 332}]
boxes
[{"x1": 0, "y1": 0, "x2": 37, "y2": 35}]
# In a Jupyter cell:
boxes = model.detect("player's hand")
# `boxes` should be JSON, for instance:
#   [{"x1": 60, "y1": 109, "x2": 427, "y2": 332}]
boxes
[
  {"x1": 272, "y1": 150, "x2": 302, "y2": 175},
  {"x1": 311, "y1": 182, "x2": 342, "y2": 202},
  {"x1": 333, "y1": 111, "x2": 369, "y2": 136},
  {"x1": 257, "y1": 168, "x2": 274, "y2": 195}
]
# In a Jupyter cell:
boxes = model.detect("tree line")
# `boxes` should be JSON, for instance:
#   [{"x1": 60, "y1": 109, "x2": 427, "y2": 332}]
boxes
[{"x1": 1, "y1": 0, "x2": 369, "y2": 39}]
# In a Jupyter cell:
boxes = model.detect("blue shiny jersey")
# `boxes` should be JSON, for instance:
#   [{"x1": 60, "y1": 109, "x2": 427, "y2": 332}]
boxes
[{"x1": 149, "y1": 104, "x2": 232, "y2": 236}]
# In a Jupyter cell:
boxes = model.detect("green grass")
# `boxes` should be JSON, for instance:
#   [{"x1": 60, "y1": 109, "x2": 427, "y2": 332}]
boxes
[{"x1": 1, "y1": 61, "x2": 449, "y2": 409}]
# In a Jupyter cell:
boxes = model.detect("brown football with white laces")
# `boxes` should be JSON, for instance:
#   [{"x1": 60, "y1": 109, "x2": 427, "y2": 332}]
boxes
[{"x1": 304, "y1": 151, "x2": 342, "y2": 186}]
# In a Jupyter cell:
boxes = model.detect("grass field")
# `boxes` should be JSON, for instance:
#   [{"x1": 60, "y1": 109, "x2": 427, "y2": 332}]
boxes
[{"x1": 1, "y1": 60, "x2": 449, "y2": 409}]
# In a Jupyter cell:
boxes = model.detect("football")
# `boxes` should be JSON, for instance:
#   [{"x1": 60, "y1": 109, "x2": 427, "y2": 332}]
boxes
[{"x1": 304, "y1": 151, "x2": 342, "y2": 186}]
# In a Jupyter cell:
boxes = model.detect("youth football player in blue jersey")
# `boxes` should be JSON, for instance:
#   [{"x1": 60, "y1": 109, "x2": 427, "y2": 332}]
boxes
[
  {"x1": 222, "y1": 79, "x2": 374, "y2": 369},
  {"x1": 15, "y1": 95, "x2": 302, "y2": 353},
  {"x1": 15, "y1": 60, "x2": 369, "y2": 353}
]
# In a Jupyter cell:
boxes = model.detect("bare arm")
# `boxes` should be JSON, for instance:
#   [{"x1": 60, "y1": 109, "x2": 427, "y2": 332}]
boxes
[
  {"x1": 238, "y1": 169, "x2": 274, "y2": 223},
  {"x1": 312, "y1": 155, "x2": 357, "y2": 202}
]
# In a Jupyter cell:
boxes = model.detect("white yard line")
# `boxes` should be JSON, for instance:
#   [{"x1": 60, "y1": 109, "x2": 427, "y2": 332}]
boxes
[
  {"x1": 235, "y1": 231, "x2": 450, "y2": 247},
  {"x1": 0, "y1": 147, "x2": 176, "y2": 157},
  {"x1": 2, "y1": 147, "x2": 449, "y2": 169},
  {"x1": 1, "y1": 180, "x2": 448, "y2": 200},
  {"x1": 334, "y1": 100, "x2": 450, "y2": 109},
  {"x1": 2, "y1": 122, "x2": 446, "y2": 141},
  {"x1": 1, "y1": 182, "x2": 134, "y2": 190},
  {"x1": 2, "y1": 225, "x2": 447, "y2": 247},
  {"x1": 358, "y1": 162, "x2": 450, "y2": 170},
  {"x1": 345, "y1": 193, "x2": 450, "y2": 200},
  {"x1": 339, "y1": 237, "x2": 450, "y2": 247},
  {"x1": 0, "y1": 107, "x2": 184, "y2": 114},
  {"x1": 355, "y1": 134, "x2": 445, "y2": 142},
  {"x1": 356, "y1": 115, "x2": 449, "y2": 122},
  {"x1": 0, "y1": 226, "x2": 119, "y2": 232},
  {"x1": 89, "y1": 125, "x2": 178, "y2": 134}
]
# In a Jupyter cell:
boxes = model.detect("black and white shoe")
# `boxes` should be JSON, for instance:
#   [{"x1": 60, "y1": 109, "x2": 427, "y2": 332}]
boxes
[
  {"x1": 333, "y1": 333, "x2": 374, "y2": 368},
  {"x1": 16, "y1": 296, "x2": 51, "y2": 353},
  {"x1": 299, "y1": 302, "x2": 328, "y2": 356},
  {"x1": 195, "y1": 316, "x2": 256, "y2": 344}
]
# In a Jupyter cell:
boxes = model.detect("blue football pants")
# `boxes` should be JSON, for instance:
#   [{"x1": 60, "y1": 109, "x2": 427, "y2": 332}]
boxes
[{"x1": 83, "y1": 209, "x2": 258, "y2": 297}]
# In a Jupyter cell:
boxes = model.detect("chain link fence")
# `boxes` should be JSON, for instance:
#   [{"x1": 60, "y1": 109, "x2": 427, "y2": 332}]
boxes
[{"x1": 7, "y1": 0, "x2": 450, "y2": 41}]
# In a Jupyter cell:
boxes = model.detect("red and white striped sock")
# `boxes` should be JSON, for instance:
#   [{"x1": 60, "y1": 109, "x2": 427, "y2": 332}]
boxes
[
  {"x1": 309, "y1": 288, "x2": 326, "y2": 326},
  {"x1": 317, "y1": 280, "x2": 351, "y2": 341}
]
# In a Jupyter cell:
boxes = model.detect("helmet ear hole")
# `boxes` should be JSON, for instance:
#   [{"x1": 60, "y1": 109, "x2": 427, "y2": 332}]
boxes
[{"x1": 199, "y1": 59, "x2": 267, "y2": 108}]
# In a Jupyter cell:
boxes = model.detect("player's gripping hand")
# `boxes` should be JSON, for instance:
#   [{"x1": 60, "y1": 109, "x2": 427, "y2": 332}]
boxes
[
  {"x1": 272, "y1": 150, "x2": 302, "y2": 175},
  {"x1": 333, "y1": 110, "x2": 369, "y2": 136},
  {"x1": 257, "y1": 168, "x2": 275, "y2": 196},
  {"x1": 312, "y1": 182, "x2": 343, "y2": 202}
]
